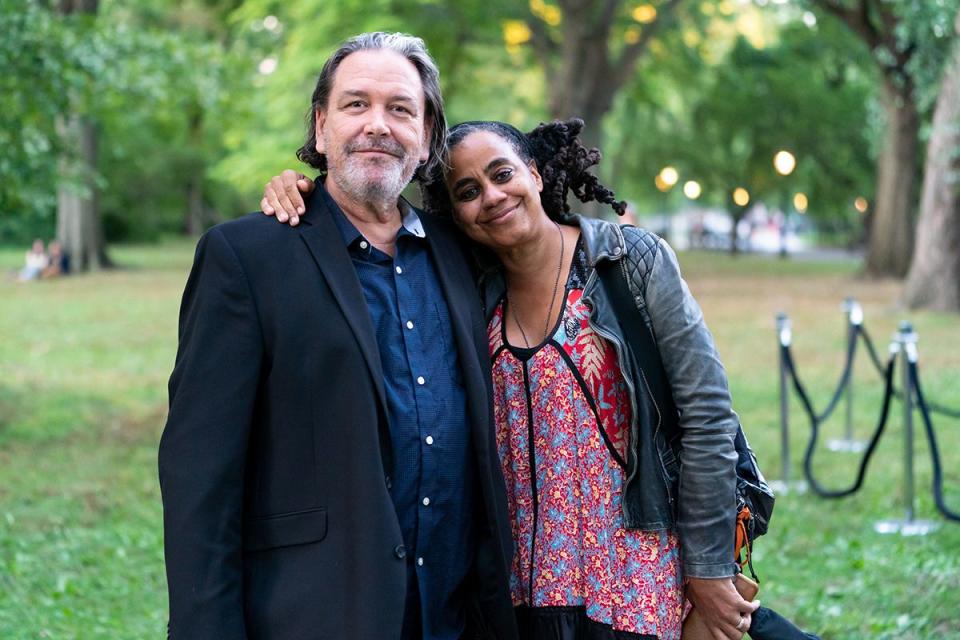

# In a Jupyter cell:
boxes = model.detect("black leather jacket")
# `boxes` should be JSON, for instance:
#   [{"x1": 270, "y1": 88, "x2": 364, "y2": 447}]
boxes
[{"x1": 478, "y1": 215, "x2": 739, "y2": 579}]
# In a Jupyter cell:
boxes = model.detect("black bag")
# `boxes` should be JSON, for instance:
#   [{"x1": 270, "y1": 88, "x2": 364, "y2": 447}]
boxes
[{"x1": 597, "y1": 250, "x2": 775, "y2": 565}]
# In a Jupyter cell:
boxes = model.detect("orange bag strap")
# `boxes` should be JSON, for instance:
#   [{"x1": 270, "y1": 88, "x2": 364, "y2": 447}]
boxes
[{"x1": 734, "y1": 506, "x2": 752, "y2": 569}]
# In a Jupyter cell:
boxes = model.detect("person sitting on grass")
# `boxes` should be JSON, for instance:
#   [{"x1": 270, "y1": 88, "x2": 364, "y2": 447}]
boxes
[
  {"x1": 41, "y1": 240, "x2": 68, "y2": 279},
  {"x1": 18, "y1": 238, "x2": 48, "y2": 282}
]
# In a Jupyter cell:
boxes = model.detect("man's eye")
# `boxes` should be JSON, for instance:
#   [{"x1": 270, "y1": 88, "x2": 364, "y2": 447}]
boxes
[
  {"x1": 392, "y1": 105, "x2": 412, "y2": 115},
  {"x1": 346, "y1": 100, "x2": 365, "y2": 108}
]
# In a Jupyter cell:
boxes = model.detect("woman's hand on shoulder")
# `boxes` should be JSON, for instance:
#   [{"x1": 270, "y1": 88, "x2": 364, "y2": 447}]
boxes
[
  {"x1": 260, "y1": 170, "x2": 314, "y2": 226},
  {"x1": 686, "y1": 576, "x2": 759, "y2": 639}
]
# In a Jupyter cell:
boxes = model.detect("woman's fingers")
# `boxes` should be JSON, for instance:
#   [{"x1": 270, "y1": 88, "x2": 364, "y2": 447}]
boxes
[{"x1": 260, "y1": 170, "x2": 316, "y2": 226}]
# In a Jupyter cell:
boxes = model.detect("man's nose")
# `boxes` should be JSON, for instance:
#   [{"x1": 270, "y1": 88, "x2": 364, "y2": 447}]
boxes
[{"x1": 363, "y1": 107, "x2": 390, "y2": 138}]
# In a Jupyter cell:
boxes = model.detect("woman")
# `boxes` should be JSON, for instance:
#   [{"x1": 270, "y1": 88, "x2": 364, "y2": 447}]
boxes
[
  {"x1": 261, "y1": 119, "x2": 757, "y2": 640},
  {"x1": 18, "y1": 238, "x2": 48, "y2": 282}
]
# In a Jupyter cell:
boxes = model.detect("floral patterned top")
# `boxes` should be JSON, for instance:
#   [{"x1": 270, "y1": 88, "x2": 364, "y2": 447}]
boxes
[{"x1": 489, "y1": 238, "x2": 684, "y2": 640}]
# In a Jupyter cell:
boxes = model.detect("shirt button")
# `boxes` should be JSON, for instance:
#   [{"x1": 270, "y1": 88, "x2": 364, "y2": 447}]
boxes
[
  {"x1": 394, "y1": 544, "x2": 406, "y2": 559},
  {"x1": 425, "y1": 435, "x2": 434, "y2": 445},
  {"x1": 395, "y1": 266, "x2": 403, "y2": 275},
  {"x1": 417, "y1": 557, "x2": 424, "y2": 567},
  {"x1": 422, "y1": 497, "x2": 430, "y2": 506},
  {"x1": 406, "y1": 320, "x2": 414, "y2": 330},
  {"x1": 385, "y1": 475, "x2": 392, "y2": 490},
  {"x1": 417, "y1": 376, "x2": 425, "y2": 385},
  {"x1": 359, "y1": 240, "x2": 369, "y2": 250}
]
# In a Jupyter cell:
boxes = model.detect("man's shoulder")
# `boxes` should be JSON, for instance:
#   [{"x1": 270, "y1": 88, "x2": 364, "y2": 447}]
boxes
[{"x1": 203, "y1": 213, "x2": 300, "y2": 254}]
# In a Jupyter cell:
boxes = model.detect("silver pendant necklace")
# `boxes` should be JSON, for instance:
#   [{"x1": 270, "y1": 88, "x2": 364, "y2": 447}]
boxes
[{"x1": 508, "y1": 221, "x2": 565, "y2": 348}]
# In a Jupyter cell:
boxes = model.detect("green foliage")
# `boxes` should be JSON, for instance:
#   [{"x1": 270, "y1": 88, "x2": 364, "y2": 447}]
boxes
[
  {"x1": 2, "y1": 0, "x2": 957, "y2": 251},
  {"x1": 0, "y1": 0, "x2": 263, "y2": 245},
  {"x1": 0, "y1": 1, "x2": 67, "y2": 243},
  {"x1": 604, "y1": 9, "x2": 876, "y2": 234}
]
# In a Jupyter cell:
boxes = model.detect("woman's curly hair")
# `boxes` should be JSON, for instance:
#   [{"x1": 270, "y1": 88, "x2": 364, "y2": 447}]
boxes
[{"x1": 422, "y1": 118, "x2": 626, "y2": 221}]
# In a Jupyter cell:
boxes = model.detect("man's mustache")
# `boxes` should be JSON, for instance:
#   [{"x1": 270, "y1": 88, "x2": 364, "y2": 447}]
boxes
[{"x1": 346, "y1": 139, "x2": 404, "y2": 158}]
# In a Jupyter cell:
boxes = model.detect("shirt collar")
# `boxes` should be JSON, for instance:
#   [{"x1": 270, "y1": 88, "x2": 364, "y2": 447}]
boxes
[{"x1": 320, "y1": 183, "x2": 427, "y2": 251}]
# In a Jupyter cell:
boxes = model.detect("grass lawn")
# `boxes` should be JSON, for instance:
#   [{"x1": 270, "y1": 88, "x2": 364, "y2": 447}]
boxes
[{"x1": 1, "y1": 240, "x2": 958, "y2": 639}]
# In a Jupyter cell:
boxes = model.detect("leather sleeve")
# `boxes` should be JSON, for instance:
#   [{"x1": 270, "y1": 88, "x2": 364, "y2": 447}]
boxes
[{"x1": 641, "y1": 236, "x2": 739, "y2": 579}]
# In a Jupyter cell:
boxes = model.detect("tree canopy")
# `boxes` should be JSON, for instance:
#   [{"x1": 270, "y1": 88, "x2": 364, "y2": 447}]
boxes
[{"x1": 2, "y1": 0, "x2": 958, "y2": 305}]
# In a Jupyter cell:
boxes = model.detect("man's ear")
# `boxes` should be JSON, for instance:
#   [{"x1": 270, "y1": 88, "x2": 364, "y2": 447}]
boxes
[
  {"x1": 529, "y1": 161, "x2": 543, "y2": 192},
  {"x1": 314, "y1": 109, "x2": 327, "y2": 155}
]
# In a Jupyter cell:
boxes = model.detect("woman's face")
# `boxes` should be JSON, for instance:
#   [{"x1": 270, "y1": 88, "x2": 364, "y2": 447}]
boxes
[{"x1": 444, "y1": 130, "x2": 545, "y2": 251}]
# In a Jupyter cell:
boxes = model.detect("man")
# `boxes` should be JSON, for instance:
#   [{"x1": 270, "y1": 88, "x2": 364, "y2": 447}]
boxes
[{"x1": 159, "y1": 32, "x2": 517, "y2": 640}]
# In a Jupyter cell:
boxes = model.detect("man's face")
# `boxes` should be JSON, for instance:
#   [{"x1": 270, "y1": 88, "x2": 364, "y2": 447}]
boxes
[{"x1": 315, "y1": 49, "x2": 431, "y2": 205}]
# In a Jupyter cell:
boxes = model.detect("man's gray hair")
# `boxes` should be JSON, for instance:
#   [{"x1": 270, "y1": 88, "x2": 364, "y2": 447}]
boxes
[{"x1": 296, "y1": 32, "x2": 447, "y2": 182}]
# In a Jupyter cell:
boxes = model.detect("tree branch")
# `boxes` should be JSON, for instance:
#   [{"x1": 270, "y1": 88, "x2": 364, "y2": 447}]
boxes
[
  {"x1": 812, "y1": 0, "x2": 880, "y2": 49},
  {"x1": 525, "y1": 15, "x2": 559, "y2": 85},
  {"x1": 611, "y1": 0, "x2": 679, "y2": 86}
]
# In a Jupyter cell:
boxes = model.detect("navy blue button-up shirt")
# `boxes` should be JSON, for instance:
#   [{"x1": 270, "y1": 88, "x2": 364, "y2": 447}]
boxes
[{"x1": 324, "y1": 188, "x2": 476, "y2": 640}]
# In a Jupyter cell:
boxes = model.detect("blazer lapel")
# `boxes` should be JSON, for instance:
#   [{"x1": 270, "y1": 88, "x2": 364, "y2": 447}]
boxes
[{"x1": 296, "y1": 192, "x2": 389, "y2": 431}]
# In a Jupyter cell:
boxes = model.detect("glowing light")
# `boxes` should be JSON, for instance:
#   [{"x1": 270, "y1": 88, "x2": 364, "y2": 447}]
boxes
[
  {"x1": 655, "y1": 175, "x2": 670, "y2": 192},
  {"x1": 258, "y1": 57, "x2": 278, "y2": 75},
  {"x1": 659, "y1": 166, "x2": 679, "y2": 187},
  {"x1": 854, "y1": 197, "x2": 869, "y2": 213},
  {"x1": 733, "y1": 187, "x2": 750, "y2": 207},
  {"x1": 632, "y1": 4, "x2": 657, "y2": 24},
  {"x1": 793, "y1": 192, "x2": 808, "y2": 213},
  {"x1": 773, "y1": 150, "x2": 796, "y2": 176},
  {"x1": 683, "y1": 180, "x2": 702, "y2": 199},
  {"x1": 802, "y1": 11, "x2": 817, "y2": 28},
  {"x1": 624, "y1": 27, "x2": 641, "y2": 44}
]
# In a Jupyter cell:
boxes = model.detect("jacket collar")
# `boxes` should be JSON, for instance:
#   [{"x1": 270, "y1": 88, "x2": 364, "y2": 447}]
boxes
[{"x1": 574, "y1": 214, "x2": 627, "y2": 267}]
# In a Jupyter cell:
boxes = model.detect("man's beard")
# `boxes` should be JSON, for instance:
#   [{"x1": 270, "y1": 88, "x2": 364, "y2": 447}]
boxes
[{"x1": 326, "y1": 136, "x2": 418, "y2": 205}]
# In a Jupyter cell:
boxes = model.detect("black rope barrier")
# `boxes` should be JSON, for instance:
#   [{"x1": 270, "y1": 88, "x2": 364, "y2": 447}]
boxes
[
  {"x1": 777, "y1": 308, "x2": 959, "y2": 527},
  {"x1": 910, "y1": 360, "x2": 960, "y2": 522},
  {"x1": 860, "y1": 324, "x2": 960, "y2": 420},
  {"x1": 780, "y1": 342, "x2": 897, "y2": 498}
]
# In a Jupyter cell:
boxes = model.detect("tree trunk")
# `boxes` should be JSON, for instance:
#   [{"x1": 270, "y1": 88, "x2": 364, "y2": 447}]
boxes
[
  {"x1": 56, "y1": 0, "x2": 109, "y2": 271},
  {"x1": 902, "y1": 18, "x2": 960, "y2": 311},
  {"x1": 57, "y1": 114, "x2": 110, "y2": 271},
  {"x1": 531, "y1": 0, "x2": 679, "y2": 152},
  {"x1": 864, "y1": 78, "x2": 919, "y2": 278}
]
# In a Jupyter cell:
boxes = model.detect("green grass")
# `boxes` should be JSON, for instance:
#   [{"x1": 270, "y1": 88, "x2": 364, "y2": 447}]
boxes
[{"x1": 1, "y1": 241, "x2": 958, "y2": 639}]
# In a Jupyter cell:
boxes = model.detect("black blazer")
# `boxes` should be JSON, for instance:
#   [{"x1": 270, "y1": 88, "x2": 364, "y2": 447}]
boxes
[{"x1": 159, "y1": 191, "x2": 517, "y2": 639}]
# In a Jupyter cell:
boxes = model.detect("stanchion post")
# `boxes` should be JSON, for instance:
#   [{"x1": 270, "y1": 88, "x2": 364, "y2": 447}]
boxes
[
  {"x1": 777, "y1": 313, "x2": 790, "y2": 487},
  {"x1": 771, "y1": 313, "x2": 803, "y2": 494},
  {"x1": 846, "y1": 299, "x2": 862, "y2": 442},
  {"x1": 901, "y1": 322, "x2": 916, "y2": 523},
  {"x1": 830, "y1": 298, "x2": 867, "y2": 452},
  {"x1": 874, "y1": 322, "x2": 940, "y2": 536}
]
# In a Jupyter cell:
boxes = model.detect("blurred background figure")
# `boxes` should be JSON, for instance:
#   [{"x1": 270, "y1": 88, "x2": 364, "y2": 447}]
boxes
[
  {"x1": 41, "y1": 240, "x2": 69, "y2": 279},
  {"x1": 18, "y1": 239, "x2": 48, "y2": 282}
]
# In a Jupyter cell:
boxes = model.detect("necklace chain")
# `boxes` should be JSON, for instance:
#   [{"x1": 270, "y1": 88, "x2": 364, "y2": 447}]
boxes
[{"x1": 508, "y1": 221, "x2": 565, "y2": 348}]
